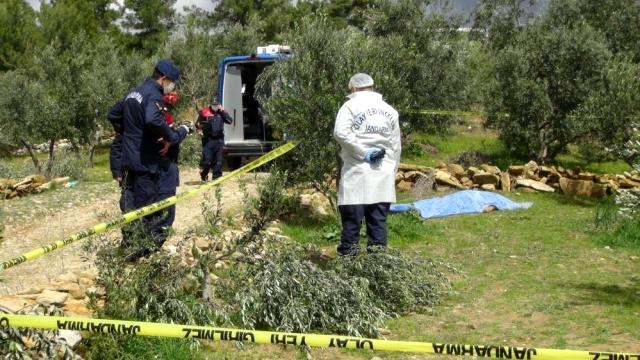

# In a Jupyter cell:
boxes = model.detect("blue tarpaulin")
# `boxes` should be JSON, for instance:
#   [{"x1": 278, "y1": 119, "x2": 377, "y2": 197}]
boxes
[{"x1": 390, "y1": 190, "x2": 532, "y2": 219}]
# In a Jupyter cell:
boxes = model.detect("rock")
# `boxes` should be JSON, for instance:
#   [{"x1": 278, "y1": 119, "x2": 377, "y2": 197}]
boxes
[
  {"x1": 0, "y1": 296, "x2": 29, "y2": 312},
  {"x1": 164, "y1": 245, "x2": 178, "y2": 256},
  {"x1": 435, "y1": 170, "x2": 465, "y2": 189},
  {"x1": 397, "y1": 180, "x2": 413, "y2": 192},
  {"x1": 435, "y1": 160, "x2": 447, "y2": 169},
  {"x1": 58, "y1": 272, "x2": 79, "y2": 283},
  {"x1": 0, "y1": 178, "x2": 16, "y2": 190},
  {"x1": 594, "y1": 176, "x2": 609, "y2": 184},
  {"x1": 447, "y1": 164, "x2": 466, "y2": 178},
  {"x1": 525, "y1": 170, "x2": 540, "y2": 181},
  {"x1": 68, "y1": 285, "x2": 86, "y2": 300},
  {"x1": 18, "y1": 286, "x2": 44, "y2": 295},
  {"x1": 266, "y1": 227, "x2": 282, "y2": 234},
  {"x1": 299, "y1": 193, "x2": 331, "y2": 217},
  {"x1": 467, "y1": 166, "x2": 481, "y2": 177},
  {"x1": 398, "y1": 163, "x2": 432, "y2": 172},
  {"x1": 78, "y1": 269, "x2": 97, "y2": 282},
  {"x1": 539, "y1": 177, "x2": 548, "y2": 184},
  {"x1": 556, "y1": 166, "x2": 566, "y2": 174},
  {"x1": 58, "y1": 330, "x2": 82, "y2": 349},
  {"x1": 403, "y1": 171, "x2": 420, "y2": 182},
  {"x1": 516, "y1": 178, "x2": 555, "y2": 193},
  {"x1": 577, "y1": 172, "x2": 595, "y2": 181},
  {"x1": 559, "y1": 178, "x2": 608, "y2": 198},
  {"x1": 86, "y1": 286, "x2": 105, "y2": 297},
  {"x1": 508, "y1": 165, "x2": 525, "y2": 176},
  {"x1": 395, "y1": 172, "x2": 405, "y2": 183},
  {"x1": 194, "y1": 237, "x2": 211, "y2": 251},
  {"x1": 36, "y1": 290, "x2": 68, "y2": 306},
  {"x1": 480, "y1": 164, "x2": 501, "y2": 175},
  {"x1": 481, "y1": 184, "x2": 496, "y2": 191},
  {"x1": 500, "y1": 173, "x2": 511, "y2": 192},
  {"x1": 461, "y1": 177, "x2": 474, "y2": 187},
  {"x1": 618, "y1": 177, "x2": 640, "y2": 189},
  {"x1": 524, "y1": 160, "x2": 539, "y2": 173},
  {"x1": 473, "y1": 172, "x2": 499, "y2": 185},
  {"x1": 538, "y1": 166, "x2": 555, "y2": 176}
]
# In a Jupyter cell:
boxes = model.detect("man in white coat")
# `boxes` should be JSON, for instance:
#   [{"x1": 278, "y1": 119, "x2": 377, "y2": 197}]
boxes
[{"x1": 333, "y1": 73, "x2": 401, "y2": 256}]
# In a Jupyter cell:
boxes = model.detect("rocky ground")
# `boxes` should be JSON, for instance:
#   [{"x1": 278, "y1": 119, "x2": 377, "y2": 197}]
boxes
[{"x1": 0, "y1": 168, "x2": 258, "y2": 314}]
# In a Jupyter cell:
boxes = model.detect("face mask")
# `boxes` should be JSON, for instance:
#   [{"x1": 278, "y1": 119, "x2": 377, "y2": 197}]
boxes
[{"x1": 163, "y1": 80, "x2": 176, "y2": 94}]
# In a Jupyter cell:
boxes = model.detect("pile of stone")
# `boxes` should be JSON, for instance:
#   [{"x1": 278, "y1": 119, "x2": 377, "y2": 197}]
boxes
[
  {"x1": 395, "y1": 161, "x2": 640, "y2": 198},
  {"x1": 1, "y1": 175, "x2": 70, "y2": 200}
]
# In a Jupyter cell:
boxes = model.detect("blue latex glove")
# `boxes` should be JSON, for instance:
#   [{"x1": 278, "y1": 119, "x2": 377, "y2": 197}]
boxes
[{"x1": 364, "y1": 148, "x2": 384, "y2": 164}]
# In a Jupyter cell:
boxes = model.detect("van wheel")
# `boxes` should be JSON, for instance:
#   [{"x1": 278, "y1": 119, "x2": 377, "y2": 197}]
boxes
[{"x1": 226, "y1": 157, "x2": 242, "y2": 170}]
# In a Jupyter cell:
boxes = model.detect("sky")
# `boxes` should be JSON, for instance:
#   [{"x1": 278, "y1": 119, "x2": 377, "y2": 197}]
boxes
[
  {"x1": 24, "y1": 0, "x2": 545, "y2": 17},
  {"x1": 25, "y1": 0, "x2": 213, "y2": 12}
]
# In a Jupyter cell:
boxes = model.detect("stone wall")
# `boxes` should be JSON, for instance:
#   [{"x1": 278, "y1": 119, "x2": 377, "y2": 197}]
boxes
[{"x1": 395, "y1": 161, "x2": 640, "y2": 197}]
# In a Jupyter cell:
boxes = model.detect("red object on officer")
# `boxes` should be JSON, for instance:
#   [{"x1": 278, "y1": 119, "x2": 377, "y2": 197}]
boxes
[
  {"x1": 163, "y1": 91, "x2": 178, "y2": 108},
  {"x1": 164, "y1": 112, "x2": 174, "y2": 125},
  {"x1": 200, "y1": 107, "x2": 214, "y2": 117}
]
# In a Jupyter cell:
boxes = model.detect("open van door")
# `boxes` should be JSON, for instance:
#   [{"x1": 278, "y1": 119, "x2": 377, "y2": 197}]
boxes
[{"x1": 223, "y1": 65, "x2": 244, "y2": 143}]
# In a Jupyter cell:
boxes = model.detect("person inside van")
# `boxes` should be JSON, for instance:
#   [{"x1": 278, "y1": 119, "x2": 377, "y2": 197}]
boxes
[{"x1": 197, "y1": 102, "x2": 233, "y2": 181}]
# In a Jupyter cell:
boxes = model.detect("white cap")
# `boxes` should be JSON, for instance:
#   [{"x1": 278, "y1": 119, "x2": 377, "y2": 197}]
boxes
[{"x1": 348, "y1": 73, "x2": 374, "y2": 89}]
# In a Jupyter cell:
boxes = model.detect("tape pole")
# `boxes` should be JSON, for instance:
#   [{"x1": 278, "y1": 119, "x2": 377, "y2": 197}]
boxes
[
  {"x1": 0, "y1": 142, "x2": 298, "y2": 272},
  {"x1": 1, "y1": 315, "x2": 638, "y2": 359}
]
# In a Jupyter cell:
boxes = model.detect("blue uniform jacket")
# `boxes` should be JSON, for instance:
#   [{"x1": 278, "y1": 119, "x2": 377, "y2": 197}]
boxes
[{"x1": 109, "y1": 79, "x2": 187, "y2": 176}]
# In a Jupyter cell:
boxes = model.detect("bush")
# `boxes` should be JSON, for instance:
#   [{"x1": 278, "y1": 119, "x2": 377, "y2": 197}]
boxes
[
  {"x1": 216, "y1": 241, "x2": 452, "y2": 337},
  {"x1": 332, "y1": 249, "x2": 452, "y2": 314},
  {"x1": 88, "y1": 233, "x2": 225, "y2": 326},
  {"x1": 594, "y1": 198, "x2": 640, "y2": 249},
  {"x1": 178, "y1": 135, "x2": 202, "y2": 168},
  {"x1": 49, "y1": 150, "x2": 87, "y2": 180},
  {"x1": 216, "y1": 243, "x2": 388, "y2": 337}
]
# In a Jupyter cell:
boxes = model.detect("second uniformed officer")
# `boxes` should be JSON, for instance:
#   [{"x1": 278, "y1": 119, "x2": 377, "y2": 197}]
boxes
[
  {"x1": 108, "y1": 59, "x2": 190, "y2": 260},
  {"x1": 197, "y1": 102, "x2": 233, "y2": 181}
]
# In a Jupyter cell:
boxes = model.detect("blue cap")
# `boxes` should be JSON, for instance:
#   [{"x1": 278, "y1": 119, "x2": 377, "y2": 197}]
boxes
[{"x1": 155, "y1": 59, "x2": 180, "y2": 81}]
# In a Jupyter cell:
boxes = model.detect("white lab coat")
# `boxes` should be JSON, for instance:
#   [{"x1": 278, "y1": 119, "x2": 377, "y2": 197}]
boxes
[{"x1": 333, "y1": 91, "x2": 401, "y2": 205}]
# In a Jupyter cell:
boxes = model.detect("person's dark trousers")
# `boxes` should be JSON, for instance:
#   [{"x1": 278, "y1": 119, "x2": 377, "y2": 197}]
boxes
[
  {"x1": 157, "y1": 161, "x2": 179, "y2": 233},
  {"x1": 200, "y1": 138, "x2": 225, "y2": 180},
  {"x1": 337, "y1": 202, "x2": 391, "y2": 256},
  {"x1": 119, "y1": 170, "x2": 164, "y2": 260}
]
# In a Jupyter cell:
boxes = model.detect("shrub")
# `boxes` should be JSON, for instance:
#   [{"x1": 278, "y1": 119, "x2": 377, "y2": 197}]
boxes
[
  {"x1": 88, "y1": 233, "x2": 225, "y2": 326},
  {"x1": 49, "y1": 150, "x2": 87, "y2": 180},
  {"x1": 178, "y1": 135, "x2": 202, "y2": 168},
  {"x1": 216, "y1": 243, "x2": 389, "y2": 337},
  {"x1": 332, "y1": 249, "x2": 452, "y2": 314},
  {"x1": 0, "y1": 304, "x2": 76, "y2": 360}
]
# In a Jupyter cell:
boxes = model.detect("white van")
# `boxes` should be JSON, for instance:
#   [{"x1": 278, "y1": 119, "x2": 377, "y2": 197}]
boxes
[{"x1": 217, "y1": 45, "x2": 291, "y2": 168}]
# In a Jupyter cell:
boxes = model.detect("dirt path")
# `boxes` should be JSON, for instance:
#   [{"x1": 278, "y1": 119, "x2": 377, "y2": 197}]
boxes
[{"x1": 0, "y1": 168, "x2": 255, "y2": 296}]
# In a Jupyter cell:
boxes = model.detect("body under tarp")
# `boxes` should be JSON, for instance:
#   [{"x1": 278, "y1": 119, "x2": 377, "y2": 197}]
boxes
[{"x1": 390, "y1": 190, "x2": 532, "y2": 219}]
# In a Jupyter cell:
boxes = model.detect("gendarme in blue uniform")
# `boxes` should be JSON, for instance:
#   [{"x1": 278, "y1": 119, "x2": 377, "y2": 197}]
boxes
[
  {"x1": 108, "y1": 79, "x2": 186, "y2": 174},
  {"x1": 108, "y1": 63, "x2": 187, "y2": 260}
]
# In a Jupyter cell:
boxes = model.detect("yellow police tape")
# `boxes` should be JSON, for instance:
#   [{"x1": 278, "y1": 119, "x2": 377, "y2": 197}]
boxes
[
  {"x1": 0, "y1": 314, "x2": 637, "y2": 359},
  {"x1": 0, "y1": 142, "x2": 298, "y2": 272},
  {"x1": 417, "y1": 109, "x2": 484, "y2": 117}
]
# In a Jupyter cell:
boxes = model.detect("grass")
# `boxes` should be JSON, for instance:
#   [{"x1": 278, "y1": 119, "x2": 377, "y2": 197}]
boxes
[
  {"x1": 276, "y1": 192, "x2": 640, "y2": 359},
  {"x1": 403, "y1": 120, "x2": 632, "y2": 175}
]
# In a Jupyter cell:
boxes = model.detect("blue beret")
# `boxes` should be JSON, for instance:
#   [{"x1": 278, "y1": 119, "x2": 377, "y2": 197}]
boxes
[{"x1": 155, "y1": 59, "x2": 180, "y2": 81}]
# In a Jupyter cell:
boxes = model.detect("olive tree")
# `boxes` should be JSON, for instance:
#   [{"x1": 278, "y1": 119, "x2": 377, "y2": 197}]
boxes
[
  {"x1": 257, "y1": 8, "x2": 468, "y2": 205},
  {"x1": 484, "y1": 18, "x2": 611, "y2": 163}
]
